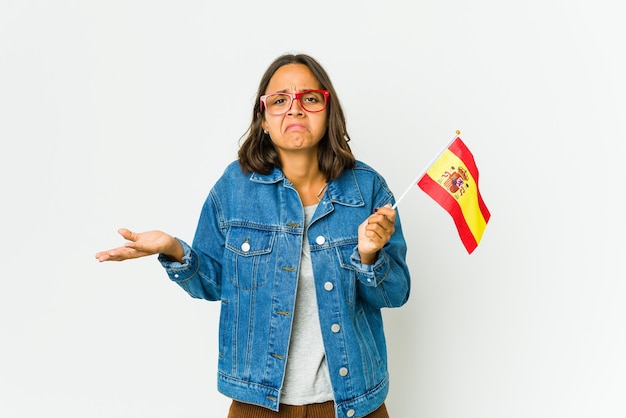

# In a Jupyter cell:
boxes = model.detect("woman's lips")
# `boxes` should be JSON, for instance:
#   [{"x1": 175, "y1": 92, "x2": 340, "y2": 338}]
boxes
[{"x1": 285, "y1": 123, "x2": 307, "y2": 132}]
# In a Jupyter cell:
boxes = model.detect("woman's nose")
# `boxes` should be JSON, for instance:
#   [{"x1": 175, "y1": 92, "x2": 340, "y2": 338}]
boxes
[{"x1": 287, "y1": 97, "x2": 304, "y2": 115}]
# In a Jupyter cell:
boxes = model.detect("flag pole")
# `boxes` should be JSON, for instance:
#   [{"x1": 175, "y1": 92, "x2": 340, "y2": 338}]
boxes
[{"x1": 392, "y1": 131, "x2": 461, "y2": 209}]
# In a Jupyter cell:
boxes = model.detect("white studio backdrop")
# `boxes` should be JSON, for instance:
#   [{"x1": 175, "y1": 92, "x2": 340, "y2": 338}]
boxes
[{"x1": 1, "y1": 1, "x2": 624, "y2": 417}]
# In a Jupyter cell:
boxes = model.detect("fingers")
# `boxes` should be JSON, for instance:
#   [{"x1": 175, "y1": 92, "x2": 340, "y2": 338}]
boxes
[
  {"x1": 366, "y1": 205, "x2": 396, "y2": 241},
  {"x1": 357, "y1": 205, "x2": 396, "y2": 264},
  {"x1": 95, "y1": 228, "x2": 143, "y2": 262},
  {"x1": 118, "y1": 228, "x2": 135, "y2": 241},
  {"x1": 118, "y1": 228, "x2": 143, "y2": 251},
  {"x1": 359, "y1": 205, "x2": 396, "y2": 257},
  {"x1": 95, "y1": 246, "x2": 129, "y2": 262},
  {"x1": 94, "y1": 250, "x2": 110, "y2": 262},
  {"x1": 374, "y1": 204, "x2": 396, "y2": 223},
  {"x1": 95, "y1": 245, "x2": 148, "y2": 262}
]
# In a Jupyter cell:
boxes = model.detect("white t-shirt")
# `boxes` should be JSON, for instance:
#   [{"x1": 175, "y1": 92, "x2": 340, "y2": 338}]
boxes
[{"x1": 280, "y1": 204, "x2": 334, "y2": 405}]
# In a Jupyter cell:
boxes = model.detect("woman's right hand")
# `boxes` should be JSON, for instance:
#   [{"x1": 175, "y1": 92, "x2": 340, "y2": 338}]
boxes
[{"x1": 95, "y1": 228, "x2": 184, "y2": 263}]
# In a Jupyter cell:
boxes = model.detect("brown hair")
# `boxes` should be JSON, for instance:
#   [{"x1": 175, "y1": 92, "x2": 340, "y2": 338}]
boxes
[{"x1": 238, "y1": 53, "x2": 355, "y2": 180}]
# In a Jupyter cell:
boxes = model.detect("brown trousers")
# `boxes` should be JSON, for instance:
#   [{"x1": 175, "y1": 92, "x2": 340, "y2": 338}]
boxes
[{"x1": 227, "y1": 400, "x2": 389, "y2": 418}]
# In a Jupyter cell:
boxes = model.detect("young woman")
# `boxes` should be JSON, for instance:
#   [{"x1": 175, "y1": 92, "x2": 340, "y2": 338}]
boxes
[{"x1": 96, "y1": 53, "x2": 411, "y2": 418}]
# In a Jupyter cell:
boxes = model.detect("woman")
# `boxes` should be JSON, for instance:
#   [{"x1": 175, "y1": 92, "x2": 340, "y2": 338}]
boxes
[{"x1": 96, "y1": 53, "x2": 411, "y2": 418}]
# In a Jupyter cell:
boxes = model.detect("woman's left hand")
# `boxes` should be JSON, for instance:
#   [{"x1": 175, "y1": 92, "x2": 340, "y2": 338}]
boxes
[{"x1": 358, "y1": 204, "x2": 396, "y2": 265}]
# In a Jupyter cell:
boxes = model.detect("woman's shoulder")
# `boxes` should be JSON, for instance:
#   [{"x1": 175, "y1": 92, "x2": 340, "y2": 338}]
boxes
[
  {"x1": 335, "y1": 160, "x2": 394, "y2": 205},
  {"x1": 350, "y1": 160, "x2": 387, "y2": 181},
  {"x1": 210, "y1": 161, "x2": 248, "y2": 191},
  {"x1": 352, "y1": 160, "x2": 376, "y2": 171},
  {"x1": 215, "y1": 160, "x2": 251, "y2": 181},
  {"x1": 222, "y1": 160, "x2": 245, "y2": 174},
  {"x1": 336, "y1": 160, "x2": 392, "y2": 194}
]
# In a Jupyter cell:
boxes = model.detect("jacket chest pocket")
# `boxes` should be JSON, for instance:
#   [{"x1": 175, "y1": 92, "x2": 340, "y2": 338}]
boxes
[{"x1": 224, "y1": 226, "x2": 276, "y2": 289}]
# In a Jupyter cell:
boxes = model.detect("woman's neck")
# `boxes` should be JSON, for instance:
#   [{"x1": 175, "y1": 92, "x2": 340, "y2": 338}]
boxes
[{"x1": 281, "y1": 156, "x2": 327, "y2": 206}]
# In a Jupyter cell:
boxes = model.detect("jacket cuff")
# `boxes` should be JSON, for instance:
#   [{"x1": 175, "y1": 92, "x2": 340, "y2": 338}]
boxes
[
  {"x1": 350, "y1": 247, "x2": 390, "y2": 287},
  {"x1": 157, "y1": 238, "x2": 197, "y2": 282}
]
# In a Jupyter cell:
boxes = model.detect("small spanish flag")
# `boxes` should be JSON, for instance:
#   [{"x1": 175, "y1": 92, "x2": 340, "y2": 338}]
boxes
[{"x1": 417, "y1": 136, "x2": 490, "y2": 254}]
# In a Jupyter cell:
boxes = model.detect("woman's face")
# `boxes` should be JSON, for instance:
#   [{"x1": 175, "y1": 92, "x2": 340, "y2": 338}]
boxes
[{"x1": 261, "y1": 63, "x2": 328, "y2": 160}]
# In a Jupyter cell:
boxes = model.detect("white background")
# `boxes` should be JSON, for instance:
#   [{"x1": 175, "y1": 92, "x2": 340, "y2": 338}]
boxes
[{"x1": 1, "y1": 1, "x2": 624, "y2": 417}]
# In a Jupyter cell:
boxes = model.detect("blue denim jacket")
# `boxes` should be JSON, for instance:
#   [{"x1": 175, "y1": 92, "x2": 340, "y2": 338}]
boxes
[{"x1": 158, "y1": 160, "x2": 410, "y2": 418}]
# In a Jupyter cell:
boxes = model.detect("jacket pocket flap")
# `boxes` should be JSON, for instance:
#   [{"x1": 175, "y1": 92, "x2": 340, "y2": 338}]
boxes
[{"x1": 225, "y1": 226, "x2": 275, "y2": 256}]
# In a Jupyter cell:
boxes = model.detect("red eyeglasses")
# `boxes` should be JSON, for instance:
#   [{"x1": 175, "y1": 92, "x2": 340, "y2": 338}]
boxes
[{"x1": 260, "y1": 90, "x2": 330, "y2": 116}]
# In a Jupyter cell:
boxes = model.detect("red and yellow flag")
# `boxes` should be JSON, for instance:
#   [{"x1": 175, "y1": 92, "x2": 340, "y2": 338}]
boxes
[{"x1": 417, "y1": 136, "x2": 490, "y2": 254}]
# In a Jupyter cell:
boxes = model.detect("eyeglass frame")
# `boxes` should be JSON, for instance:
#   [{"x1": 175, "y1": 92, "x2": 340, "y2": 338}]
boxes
[{"x1": 259, "y1": 89, "x2": 331, "y2": 115}]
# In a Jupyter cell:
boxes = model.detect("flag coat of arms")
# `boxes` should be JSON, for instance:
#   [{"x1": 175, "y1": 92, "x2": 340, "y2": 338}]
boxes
[{"x1": 417, "y1": 136, "x2": 490, "y2": 254}]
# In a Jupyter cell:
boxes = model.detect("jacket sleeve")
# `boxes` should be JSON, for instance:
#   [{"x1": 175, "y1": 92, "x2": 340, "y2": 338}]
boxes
[
  {"x1": 157, "y1": 191, "x2": 224, "y2": 301},
  {"x1": 349, "y1": 208, "x2": 411, "y2": 309}
]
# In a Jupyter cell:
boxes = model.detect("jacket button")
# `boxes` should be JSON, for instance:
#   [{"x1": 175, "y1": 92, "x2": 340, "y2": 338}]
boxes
[
  {"x1": 315, "y1": 236, "x2": 325, "y2": 245},
  {"x1": 339, "y1": 367, "x2": 348, "y2": 376},
  {"x1": 346, "y1": 410, "x2": 355, "y2": 417},
  {"x1": 331, "y1": 324, "x2": 340, "y2": 333},
  {"x1": 324, "y1": 282, "x2": 333, "y2": 291},
  {"x1": 241, "y1": 242, "x2": 250, "y2": 252}
]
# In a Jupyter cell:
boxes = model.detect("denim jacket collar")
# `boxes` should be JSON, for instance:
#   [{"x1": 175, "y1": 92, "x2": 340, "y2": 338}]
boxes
[{"x1": 249, "y1": 166, "x2": 365, "y2": 208}]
